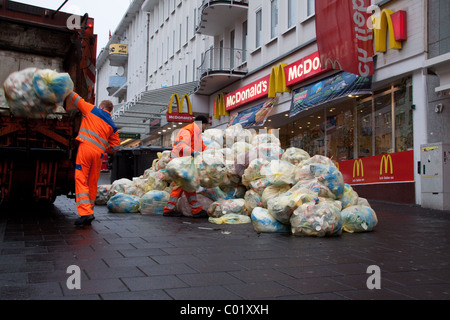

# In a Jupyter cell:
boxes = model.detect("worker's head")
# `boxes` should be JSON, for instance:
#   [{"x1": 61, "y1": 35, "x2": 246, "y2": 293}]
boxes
[
  {"x1": 99, "y1": 100, "x2": 114, "y2": 113},
  {"x1": 195, "y1": 115, "x2": 209, "y2": 132}
]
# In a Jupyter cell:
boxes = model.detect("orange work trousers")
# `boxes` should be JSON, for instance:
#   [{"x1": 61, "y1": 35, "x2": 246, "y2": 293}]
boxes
[
  {"x1": 164, "y1": 184, "x2": 203, "y2": 215},
  {"x1": 75, "y1": 143, "x2": 104, "y2": 217}
]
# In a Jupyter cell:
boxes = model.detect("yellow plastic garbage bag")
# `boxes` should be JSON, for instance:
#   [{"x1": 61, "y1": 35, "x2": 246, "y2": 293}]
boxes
[{"x1": 209, "y1": 214, "x2": 251, "y2": 225}]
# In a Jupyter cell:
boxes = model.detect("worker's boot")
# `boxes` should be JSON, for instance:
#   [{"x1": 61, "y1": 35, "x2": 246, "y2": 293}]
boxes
[
  {"x1": 74, "y1": 214, "x2": 95, "y2": 226},
  {"x1": 163, "y1": 210, "x2": 182, "y2": 217},
  {"x1": 193, "y1": 210, "x2": 208, "y2": 219}
]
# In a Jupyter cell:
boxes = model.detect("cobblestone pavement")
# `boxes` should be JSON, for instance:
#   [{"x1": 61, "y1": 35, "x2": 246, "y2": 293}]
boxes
[{"x1": 1, "y1": 180, "x2": 449, "y2": 301}]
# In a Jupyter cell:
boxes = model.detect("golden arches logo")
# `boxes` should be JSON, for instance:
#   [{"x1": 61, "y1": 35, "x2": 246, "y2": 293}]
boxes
[
  {"x1": 268, "y1": 63, "x2": 291, "y2": 98},
  {"x1": 353, "y1": 159, "x2": 364, "y2": 178},
  {"x1": 373, "y1": 9, "x2": 403, "y2": 53},
  {"x1": 380, "y1": 155, "x2": 394, "y2": 175},
  {"x1": 214, "y1": 93, "x2": 229, "y2": 120},
  {"x1": 167, "y1": 93, "x2": 193, "y2": 115},
  {"x1": 322, "y1": 59, "x2": 343, "y2": 71}
]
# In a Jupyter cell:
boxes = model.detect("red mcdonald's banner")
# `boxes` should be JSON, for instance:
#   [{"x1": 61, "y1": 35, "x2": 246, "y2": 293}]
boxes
[
  {"x1": 338, "y1": 151, "x2": 415, "y2": 185},
  {"x1": 315, "y1": 0, "x2": 375, "y2": 77}
]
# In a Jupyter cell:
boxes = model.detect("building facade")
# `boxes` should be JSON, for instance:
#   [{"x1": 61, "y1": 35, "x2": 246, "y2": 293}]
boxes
[{"x1": 96, "y1": 0, "x2": 449, "y2": 208}]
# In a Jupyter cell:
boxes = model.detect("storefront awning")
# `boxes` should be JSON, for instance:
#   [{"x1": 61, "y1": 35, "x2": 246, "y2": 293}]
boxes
[
  {"x1": 112, "y1": 81, "x2": 198, "y2": 134},
  {"x1": 290, "y1": 72, "x2": 372, "y2": 118}
]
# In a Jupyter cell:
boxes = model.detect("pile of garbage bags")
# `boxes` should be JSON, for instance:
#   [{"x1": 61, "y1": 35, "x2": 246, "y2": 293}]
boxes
[
  {"x1": 2, "y1": 68, "x2": 74, "y2": 118},
  {"x1": 98, "y1": 124, "x2": 378, "y2": 237}
]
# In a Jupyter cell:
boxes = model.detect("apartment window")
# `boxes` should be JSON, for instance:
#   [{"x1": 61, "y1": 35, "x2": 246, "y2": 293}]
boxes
[
  {"x1": 256, "y1": 9, "x2": 262, "y2": 48},
  {"x1": 192, "y1": 60, "x2": 196, "y2": 82},
  {"x1": 172, "y1": 30, "x2": 175, "y2": 56},
  {"x1": 242, "y1": 20, "x2": 248, "y2": 61},
  {"x1": 186, "y1": 16, "x2": 189, "y2": 43},
  {"x1": 230, "y1": 30, "x2": 235, "y2": 69},
  {"x1": 193, "y1": 8, "x2": 197, "y2": 36},
  {"x1": 185, "y1": 65, "x2": 188, "y2": 83},
  {"x1": 288, "y1": 0, "x2": 297, "y2": 28},
  {"x1": 307, "y1": 0, "x2": 315, "y2": 17},
  {"x1": 179, "y1": 24, "x2": 182, "y2": 49},
  {"x1": 271, "y1": 0, "x2": 278, "y2": 39}
]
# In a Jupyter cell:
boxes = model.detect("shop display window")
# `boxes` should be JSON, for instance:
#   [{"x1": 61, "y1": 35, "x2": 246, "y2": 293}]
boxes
[
  {"x1": 394, "y1": 85, "x2": 413, "y2": 152},
  {"x1": 284, "y1": 77, "x2": 413, "y2": 161},
  {"x1": 357, "y1": 99, "x2": 373, "y2": 158},
  {"x1": 374, "y1": 93, "x2": 393, "y2": 155},
  {"x1": 326, "y1": 103, "x2": 355, "y2": 161}
]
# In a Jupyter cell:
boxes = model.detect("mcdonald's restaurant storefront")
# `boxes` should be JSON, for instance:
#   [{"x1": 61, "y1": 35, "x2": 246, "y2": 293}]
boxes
[{"x1": 218, "y1": 51, "x2": 416, "y2": 204}]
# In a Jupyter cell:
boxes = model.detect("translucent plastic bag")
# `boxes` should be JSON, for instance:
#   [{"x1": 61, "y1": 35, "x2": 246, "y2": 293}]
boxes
[
  {"x1": 281, "y1": 147, "x2": 310, "y2": 165},
  {"x1": 107, "y1": 193, "x2": 141, "y2": 213},
  {"x1": 247, "y1": 143, "x2": 283, "y2": 162},
  {"x1": 109, "y1": 178, "x2": 134, "y2": 197},
  {"x1": 341, "y1": 205, "x2": 378, "y2": 233},
  {"x1": 252, "y1": 133, "x2": 281, "y2": 146},
  {"x1": 4, "y1": 68, "x2": 73, "y2": 118},
  {"x1": 154, "y1": 151, "x2": 172, "y2": 170},
  {"x1": 207, "y1": 199, "x2": 246, "y2": 218},
  {"x1": 262, "y1": 160, "x2": 297, "y2": 186},
  {"x1": 267, "y1": 191, "x2": 305, "y2": 225},
  {"x1": 33, "y1": 69, "x2": 74, "y2": 104},
  {"x1": 242, "y1": 158, "x2": 269, "y2": 187},
  {"x1": 251, "y1": 207, "x2": 290, "y2": 233},
  {"x1": 224, "y1": 124, "x2": 253, "y2": 147},
  {"x1": 290, "y1": 198, "x2": 343, "y2": 237},
  {"x1": 95, "y1": 185, "x2": 111, "y2": 205},
  {"x1": 244, "y1": 190, "x2": 263, "y2": 214},
  {"x1": 203, "y1": 137, "x2": 222, "y2": 150},
  {"x1": 194, "y1": 153, "x2": 227, "y2": 188},
  {"x1": 291, "y1": 178, "x2": 336, "y2": 200},
  {"x1": 209, "y1": 214, "x2": 251, "y2": 225},
  {"x1": 140, "y1": 190, "x2": 170, "y2": 215},
  {"x1": 166, "y1": 156, "x2": 200, "y2": 192},
  {"x1": 249, "y1": 178, "x2": 271, "y2": 195},
  {"x1": 202, "y1": 129, "x2": 225, "y2": 146},
  {"x1": 339, "y1": 184, "x2": 359, "y2": 209},
  {"x1": 261, "y1": 184, "x2": 290, "y2": 207}
]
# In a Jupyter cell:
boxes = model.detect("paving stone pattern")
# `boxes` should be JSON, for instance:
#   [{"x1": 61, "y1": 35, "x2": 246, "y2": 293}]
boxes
[{"x1": 1, "y1": 190, "x2": 450, "y2": 300}]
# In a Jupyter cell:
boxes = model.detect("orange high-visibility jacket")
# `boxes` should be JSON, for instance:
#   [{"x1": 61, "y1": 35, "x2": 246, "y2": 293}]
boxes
[
  {"x1": 171, "y1": 122, "x2": 206, "y2": 158},
  {"x1": 67, "y1": 92, "x2": 121, "y2": 154}
]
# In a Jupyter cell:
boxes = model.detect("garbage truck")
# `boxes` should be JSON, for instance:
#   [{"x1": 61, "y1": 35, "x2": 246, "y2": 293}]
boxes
[{"x1": 0, "y1": 1, "x2": 97, "y2": 204}]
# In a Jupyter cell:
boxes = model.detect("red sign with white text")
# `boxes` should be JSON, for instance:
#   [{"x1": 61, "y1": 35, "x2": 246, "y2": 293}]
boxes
[
  {"x1": 284, "y1": 51, "x2": 330, "y2": 87},
  {"x1": 226, "y1": 75, "x2": 270, "y2": 111},
  {"x1": 315, "y1": 0, "x2": 375, "y2": 77},
  {"x1": 338, "y1": 151, "x2": 415, "y2": 185}
]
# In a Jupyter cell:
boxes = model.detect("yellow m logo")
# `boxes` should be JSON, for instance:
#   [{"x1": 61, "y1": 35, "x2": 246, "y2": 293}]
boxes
[
  {"x1": 380, "y1": 155, "x2": 394, "y2": 175},
  {"x1": 268, "y1": 63, "x2": 291, "y2": 98},
  {"x1": 373, "y1": 9, "x2": 403, "y2": 53},
  {"x1": 168, "y1": 93, "x2": 193, "y2": 115},
  {"x1": 214, "y1": 93, "x2": 229, "y2": 120},
  {"x1": 353, "y1": 159, "x2": 364, "y2": 178}
]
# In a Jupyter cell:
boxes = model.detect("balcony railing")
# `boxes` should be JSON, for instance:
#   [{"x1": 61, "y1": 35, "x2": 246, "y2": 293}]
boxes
[
  {"x1": 197, "y1": 0, "x2": 249, "y2": 36},
  {"x1": 196, "y1": 47, "x2": 247, "y2": 94},
  {"x1": 198, "y1": 47, "x2": 247, "y2": 77}
]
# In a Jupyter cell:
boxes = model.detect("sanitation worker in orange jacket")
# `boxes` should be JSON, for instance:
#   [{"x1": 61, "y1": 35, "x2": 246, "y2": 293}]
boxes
[
  {"x1": 163, "y1": 115, "x2": 209, "y2": 218},
  {"x1": 67, "y1": 91, "x2": 121, "y2": 226}
]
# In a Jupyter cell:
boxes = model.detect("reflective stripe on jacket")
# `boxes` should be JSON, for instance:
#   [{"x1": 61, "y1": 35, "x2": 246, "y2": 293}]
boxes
[{"x1": 67, "y1": 92, "x2": 121, "y2": 153}]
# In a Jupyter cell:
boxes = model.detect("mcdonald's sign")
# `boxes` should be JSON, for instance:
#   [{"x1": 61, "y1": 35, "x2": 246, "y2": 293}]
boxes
[
  {"x1": 284, "y1": 51, "x2": 330, "y2": 87},
  {"x1": 214, "y1": 93, "x2": 229, "y2": 120},
  {"x1": 373, "y1": 9, "x2": 407, "y2": 53},
  {"x1": 338, "y1": 151, "x2": 414, "y2": 185},
  {"x1": 268, "y1": 63, "x2": 290, "y2": 98},
  {"x1": 166, "y1": 93, "x2": 194, "y2": 123},
  {"x1": 353, "y1": 159, "x2": 365, "y2": 179},
  {"x1": 380, "y1": 154, "x2": 394, "y2": 176}
]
